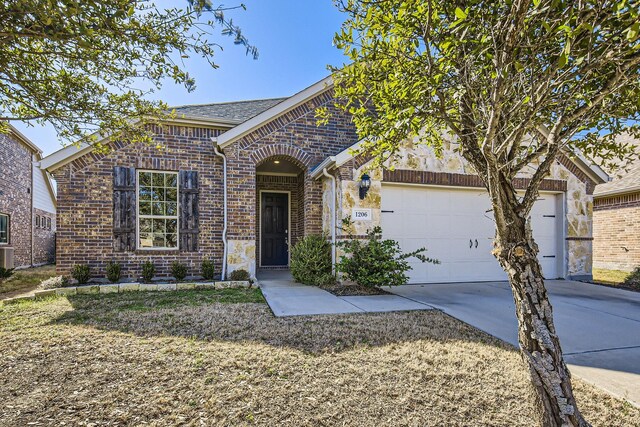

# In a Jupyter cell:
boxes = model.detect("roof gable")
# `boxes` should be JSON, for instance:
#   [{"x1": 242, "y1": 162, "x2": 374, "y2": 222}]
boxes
[{"x1": 217, "y1": 76, "x2": 333, "y2": 148}]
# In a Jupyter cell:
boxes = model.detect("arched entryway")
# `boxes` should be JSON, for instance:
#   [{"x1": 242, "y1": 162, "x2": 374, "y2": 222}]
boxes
[{"x1": 255, "y1": 156, "x2": 306, "y2": 269}]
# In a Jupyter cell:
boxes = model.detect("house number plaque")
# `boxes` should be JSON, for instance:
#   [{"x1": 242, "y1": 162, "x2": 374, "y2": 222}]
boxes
[{"x1": 351, "y1": 208, "x2": 372, "y2": 221}]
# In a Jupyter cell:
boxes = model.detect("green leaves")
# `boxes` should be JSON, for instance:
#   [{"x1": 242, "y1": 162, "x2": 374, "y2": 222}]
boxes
[
  {"x1": 0, "y1": 0, "x2": 257, "y2": 145},
  {"x1": 330, "y1": 0, "x2": 640, "y2": 183},
  {"x1": 336, "y1": 221, "x2": 438, "y2": 288}
]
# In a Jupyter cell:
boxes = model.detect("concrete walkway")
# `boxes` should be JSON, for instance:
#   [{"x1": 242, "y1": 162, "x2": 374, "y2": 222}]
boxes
[
  {"x1": 389, "y1": 280, "x2": 640, "y2": 407},
  {"x1": 257, "y1": 270, "x2": 433, "y2": 317}
]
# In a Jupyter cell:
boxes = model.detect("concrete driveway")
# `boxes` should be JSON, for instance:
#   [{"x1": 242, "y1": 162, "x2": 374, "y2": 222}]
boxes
[{"x1": 389, "y1": 280, "x2": 640, "y2": 406}]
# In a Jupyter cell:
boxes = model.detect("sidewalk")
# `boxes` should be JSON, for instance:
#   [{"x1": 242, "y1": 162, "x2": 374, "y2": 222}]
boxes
[{"x1": 257, "y1": 270, "x2": 434, "y2": 317}]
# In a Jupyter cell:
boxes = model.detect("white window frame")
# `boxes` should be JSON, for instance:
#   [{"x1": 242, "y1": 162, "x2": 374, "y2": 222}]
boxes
[
  {"x1": 0, "y1": 213, "x2": 8, "y2": 245},
  {"x1": 136, "y1": 170, "x2": 179, "y2": 250}
]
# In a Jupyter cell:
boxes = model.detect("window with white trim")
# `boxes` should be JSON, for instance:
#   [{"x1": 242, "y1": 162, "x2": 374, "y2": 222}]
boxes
[
  {"x1": 137, "y1": 171, "x2": 178, "y2": 249},
  {"x1": 0, "y1": 213, "x2": 8, "y2": 244}
]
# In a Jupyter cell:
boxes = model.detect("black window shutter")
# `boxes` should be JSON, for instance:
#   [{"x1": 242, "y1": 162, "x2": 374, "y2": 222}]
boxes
[
  {"x1": 179, "y1": 170, "x2": 199, "y2": 252},
  {"x1": 113, "y1": 166, "x2": 137, "y2": 252}
]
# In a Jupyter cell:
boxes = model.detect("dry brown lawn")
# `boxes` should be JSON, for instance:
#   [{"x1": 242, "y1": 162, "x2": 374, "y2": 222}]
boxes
[
  {"x1": 1, "y1": 291, "x2": 638, "y2": 427},
  {"x1": 0, "y1": 264, "x2": 56, "y2": 299},
  {"x1": 593, "y1": 268, "x2": 631, "y2": 284}
]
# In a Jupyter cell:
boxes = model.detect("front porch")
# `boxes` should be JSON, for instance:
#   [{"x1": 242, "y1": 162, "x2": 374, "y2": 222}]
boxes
[{"x1": 226, "y1": 153, "x2": 325, "y2": 278}]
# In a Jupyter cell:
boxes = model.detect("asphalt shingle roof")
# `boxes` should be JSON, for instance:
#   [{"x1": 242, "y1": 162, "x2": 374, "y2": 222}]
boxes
[
  {"x1": 171, "y1": 98, "x2": 287, "y2": 123},
  {"x1": 594, "y1": 134, "x2": 640, "y2": 197}
]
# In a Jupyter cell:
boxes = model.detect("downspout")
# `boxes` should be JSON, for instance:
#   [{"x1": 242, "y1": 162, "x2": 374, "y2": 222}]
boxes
[
  {"x1": 211, "y1": 138, "x2": 228, "y2": 280},
  {"x1": 322, "y1": 168, "x2": 336, "y2": 274},
  {"x1": 31, "y1": 154, "x2": 36, "y2": 266}
]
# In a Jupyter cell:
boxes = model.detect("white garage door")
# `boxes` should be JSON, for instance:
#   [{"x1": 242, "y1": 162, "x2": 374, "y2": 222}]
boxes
[{"x1": 381, "y1": 185, "x2": 562, "y2": 284}]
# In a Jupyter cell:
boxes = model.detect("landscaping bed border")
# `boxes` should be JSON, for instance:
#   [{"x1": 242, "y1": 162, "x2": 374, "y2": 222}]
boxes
[{"x1": 1, "y1": 280, "x2": 252, "y2": 305}]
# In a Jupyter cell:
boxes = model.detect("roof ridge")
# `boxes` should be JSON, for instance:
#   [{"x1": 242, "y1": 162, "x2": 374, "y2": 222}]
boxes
[{"x1": 170, "y1": 97, "x2": 288, "y2": 110}]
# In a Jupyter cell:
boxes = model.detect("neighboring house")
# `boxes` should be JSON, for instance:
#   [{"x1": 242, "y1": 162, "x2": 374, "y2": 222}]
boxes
[
  {"x1": 593, "y1": 138, "x2": 640, "y2": 272},
  {"x1": 40, "y1": 76, "x2": 606, "y2": 282},
  {"x1": 0, "y1": 125, "x2": 57, "y2": 268}
]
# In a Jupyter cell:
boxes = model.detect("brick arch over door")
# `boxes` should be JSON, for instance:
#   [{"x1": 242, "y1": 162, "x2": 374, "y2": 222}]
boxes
[{"x1": 250, "y1": 144, "x2": 314, "y2": 171}]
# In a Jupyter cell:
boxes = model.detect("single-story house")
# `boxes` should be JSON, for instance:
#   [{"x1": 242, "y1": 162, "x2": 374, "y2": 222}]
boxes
[
  {"x1": 40, "y1": 76, "x2": 606, "y2": 282},
  {"x1": 0, "y1": 125, "x2": 57, "y2": 269},
  {"x1": 593, "y1": 137, "x2": 640, "y2": 272}
]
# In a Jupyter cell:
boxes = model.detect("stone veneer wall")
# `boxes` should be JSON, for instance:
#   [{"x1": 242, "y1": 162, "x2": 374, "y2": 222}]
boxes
[
  {"x1": 327, "y1": 135, "x2": 596, "y2": 279},
  {"x1": 0, "y1": 133, "x2": 34, "y2": 267},
  {"x1": 33, "y1": 207, "x2": 55, "y2": 265},
  {"x1": 51, "y1": 125, "x2": 226, "y2": 279},
  {"x1": 593, "y1": 192, "x2": 640, "y2": 271}
]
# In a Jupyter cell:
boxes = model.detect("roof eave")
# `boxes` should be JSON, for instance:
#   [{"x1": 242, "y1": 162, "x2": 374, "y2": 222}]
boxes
[
  {"x1": 310, "y1": 156, "x2": 337, "y2": 179},
  {"x1": 7, "y1": 124, "x2": 42, "y2": 154},
  {"x1": 40, "y1": 117, "x2": 235, "y2": 172},
  {"x1": 594, "y1": 185, "x2": 640, "y2": 199}
]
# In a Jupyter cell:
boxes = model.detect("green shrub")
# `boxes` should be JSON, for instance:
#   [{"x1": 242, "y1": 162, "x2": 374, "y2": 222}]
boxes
[
  {"x1": 624, "y1": 267, "x2": 640, "y2": 289},
  {"x1": 71, "y1": 264, "x2": 91, "y2": 284},
  {"x1": 39, "y1": 275, "x2": 70, "y2": 289},
  {"x1": 141, "y1": 261, "x2": 155, "y2": 283},
  {"x1": 106, "y1": 261, "x2": 122, "y2": 283},
  {"x1": 290, "y1": 234, "x2": 335, "y2": 286},
  {"x1": 228, "y1": 269, "x2": 250, "y2": 281},
  {"x1": 336, "y1": 219, "x2": 439, "y2": 288},
  {"x1": 201, "y1": 259, "x2": 216, "y2": 281},
  {"x1": 171, "y1": 261, "x2": 188, "y2": 281},
  {"x1": 0, "y1": 267, "x2": 15, "y2": 283}
]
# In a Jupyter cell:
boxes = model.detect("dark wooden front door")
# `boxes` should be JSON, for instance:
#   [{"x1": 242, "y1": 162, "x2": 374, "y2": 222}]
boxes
[{"x1": 261, "y1": 192, "x2": 289, "y2": 266}]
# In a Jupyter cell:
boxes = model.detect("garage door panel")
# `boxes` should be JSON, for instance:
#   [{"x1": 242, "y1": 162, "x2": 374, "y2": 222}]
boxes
[
  {"x1": 423, "y1": 189, "x2": 452, "y2": 213},
  {"x1": 382, "y1": 213, "x2": 404, "y2": 236},
  {"x1": 423, "y1": 215, "x2": 452, "y2": 238},
  {"x1": 382, "y1": 185, "x2": 561, "y2": 283},
  {"x1": 400, "y1": 188, "x2": 429, "y2": 213},
  {"x1": 381, "y1": 187, "x2": 403, "y2": 210}
]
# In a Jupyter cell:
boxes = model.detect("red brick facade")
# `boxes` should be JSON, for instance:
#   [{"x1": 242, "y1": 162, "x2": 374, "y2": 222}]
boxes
[
  {"x1": 223, "y1": 89, "x2": 357, "y2": 243},
  {"x1": 0, "y1": 132, "x2": 56, "y2": 268},
  {"x1": 50, "y1": 90, "x2": 358, "y2": 279},
  {"x1": 51, "y1": 125, "x2": 226, "y2": 279},
  {"x1": 383, "y1": 169, "x2": 568, "y2": 192},
  {"x1": 593, "y1": 192, "x2": 640, "y2": 271}
]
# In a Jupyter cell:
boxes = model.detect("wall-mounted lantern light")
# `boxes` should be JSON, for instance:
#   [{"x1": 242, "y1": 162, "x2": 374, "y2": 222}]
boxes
[{"x1": 359, "y1": 173, "x2": 371, "y2": 200}]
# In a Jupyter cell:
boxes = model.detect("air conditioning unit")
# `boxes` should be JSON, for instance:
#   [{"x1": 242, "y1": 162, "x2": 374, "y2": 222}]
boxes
[{"x1": 0, "y1": 247, "x2": 15, "y2": 269}]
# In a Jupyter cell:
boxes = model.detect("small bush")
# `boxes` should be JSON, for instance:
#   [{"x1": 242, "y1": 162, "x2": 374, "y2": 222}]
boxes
[
  {"x1": 106, "y1": 261, "x2": 122, "y2": 283},
  {"x1": 39, "y1": 275, "x2": 70, "y2": 289},
  {"x1": 141, "y1": 261, "x2": 155, "y2": 283},
  {"x1": 228, "y1": 269, "x2": 250, "y2": 281},
  {"x1": 624, "y1": 267, "x2": 640, "y2": 290},
  {"x1": 71, "y1": 264, "x2": 91, "y2": 285},
  {"x1": 336, "y1": 219, "x2": 439, "y2": 288},
  {"x1": 171, "y1": 261, "x2": 188, "y2": 281},
  {"x1": 201, "y1": 259, "x2": 216, "y2": 281},
  {"x1": 0, "y1": 267, "x2": 15, "y2": 283},
  {"x1": 290, "y1": 234, "x2": 335, "y2": 286}
]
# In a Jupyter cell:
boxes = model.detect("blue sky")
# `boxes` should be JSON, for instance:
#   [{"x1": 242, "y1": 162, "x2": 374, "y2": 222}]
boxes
[{"x1": 12, "y1": 1, "x2": 347, "y2": 156}]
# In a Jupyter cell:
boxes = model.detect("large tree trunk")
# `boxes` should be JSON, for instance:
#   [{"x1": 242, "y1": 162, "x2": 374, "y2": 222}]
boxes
[{"x1": 493, "y1": 210, "x2": 590, "y2": 427}]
